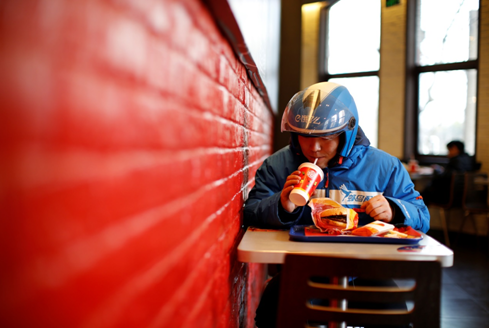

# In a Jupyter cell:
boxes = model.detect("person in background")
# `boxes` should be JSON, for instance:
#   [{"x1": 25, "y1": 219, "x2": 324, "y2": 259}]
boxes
[
  {"x1": 422, "y1": 140, "x2": 476, "y2": 205},
  {"x1": 243, "y1": 81, "x2": 430, "y2": 328},
  {"x1": 435, "y1": 140, "x2": 474, "y2": 174}
]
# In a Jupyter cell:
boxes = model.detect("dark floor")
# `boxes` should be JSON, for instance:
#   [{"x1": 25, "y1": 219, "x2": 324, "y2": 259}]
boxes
[{"x1": 426, "y1": 229, "x2": 489, "y2": 328}]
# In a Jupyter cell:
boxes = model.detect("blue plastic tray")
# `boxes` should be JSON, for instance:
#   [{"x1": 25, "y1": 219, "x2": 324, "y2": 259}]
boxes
[{"x1": 289, "y1": 225, "x2": 422, "y2": 244}]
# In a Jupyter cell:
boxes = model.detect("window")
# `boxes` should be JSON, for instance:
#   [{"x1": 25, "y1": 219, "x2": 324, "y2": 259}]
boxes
[
  {"x1": 320, "y1": 0, "x2": 381, "y2": 148},
  {"x1": 407, "y1": 0, "x2": 479, "y2": 161}
]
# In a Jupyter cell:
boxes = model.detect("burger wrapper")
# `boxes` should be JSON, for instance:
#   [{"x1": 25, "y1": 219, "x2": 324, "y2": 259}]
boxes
[
  {"x1": 351, "y1": 221, "x2": 395, "y2": 237},
  {"x1": 308, "y1": 198, "x2": 359, "y2": 235}
]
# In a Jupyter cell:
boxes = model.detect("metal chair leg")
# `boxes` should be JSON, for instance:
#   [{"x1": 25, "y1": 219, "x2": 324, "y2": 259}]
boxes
[
  {"x1": 486, "y1": 213, "x2": 489, "y2": 256},
  {"x1": 439, "y1": 208, "x2": 450, "y2": 247},
  {"x1": 456, "y1": 211, "x2": 468, "y2": 246},
  {"x1": 457, "y1": 211, "x2": 479, "y2": 247},
  {"x1": 469, "y1": 214, "x2": 480, "y2": 247}
]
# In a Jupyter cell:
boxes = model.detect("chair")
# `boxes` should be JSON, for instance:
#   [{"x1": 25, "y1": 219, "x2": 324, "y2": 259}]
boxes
[
  {"x1": 459, "y1": 172, "x2": 489, "y2": 251},
  {"x1": 429, "y1": 173, "x2": 465, "y2": 247},
  {"x1": 276, "y1": 254, "x2": 441, "y2": 328}
]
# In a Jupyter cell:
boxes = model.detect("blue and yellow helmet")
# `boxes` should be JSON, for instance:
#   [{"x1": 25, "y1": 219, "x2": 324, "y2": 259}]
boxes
[{"x1": 281, "y1": 82, "x2": 359, "y2": 157}]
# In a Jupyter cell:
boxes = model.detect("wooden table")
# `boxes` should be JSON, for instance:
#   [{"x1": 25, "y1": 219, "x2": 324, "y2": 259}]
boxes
[
  {"x1": 409, "y1": 166, "x2": 435, "y2": 190},
  {"x1": 238, "y1": 227, "x2": 453, "y2": 267},
  {"x1": 238, "y1": 227, "x2": 453, "y2": 328},
  {"x1": 474, "y1": 176, "x2": 489, "y2": 185}
]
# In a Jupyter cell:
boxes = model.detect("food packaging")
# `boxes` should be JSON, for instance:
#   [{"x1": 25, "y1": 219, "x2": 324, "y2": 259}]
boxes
[
  {"x1": 392, "y1": 225, "x2": 423, "y2": 238},
  {"x1": 351, "y1": 221, "x2": 395, "y2": 237}
]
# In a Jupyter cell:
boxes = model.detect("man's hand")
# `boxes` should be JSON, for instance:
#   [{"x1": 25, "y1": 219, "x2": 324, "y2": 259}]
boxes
[
  {"x1": 361, "y1": 195, "x2": 394, "y2": 222},
  {"x1": 280, "y1": 170, "x2": 302, "y2": 213}
]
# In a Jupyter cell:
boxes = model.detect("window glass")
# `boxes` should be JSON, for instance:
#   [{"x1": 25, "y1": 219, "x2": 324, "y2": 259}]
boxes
[
  {"x1": 418, "y1": 69, "x2": 476, "y2": 155},
  {"x1": 417, "y1": 0, "x2": 479, "y2": 66},
  {"x1": 329, "y1": 76, "x2": 379, "y2": 148},
  {"x1": 326, "y1": 0, "x2": 380, "y2": 148},
  {"x1": 327, "y1": 0, "x2": 380, "y2": 74}
]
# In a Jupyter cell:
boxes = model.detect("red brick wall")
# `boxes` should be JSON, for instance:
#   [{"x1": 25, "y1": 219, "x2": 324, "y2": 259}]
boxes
[{"x1": 0, "y1": 0, "x2": 272, "y2": 327}]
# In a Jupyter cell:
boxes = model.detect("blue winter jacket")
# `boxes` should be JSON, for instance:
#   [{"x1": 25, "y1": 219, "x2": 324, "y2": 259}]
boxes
[{"x1": 244, "y1": 130, "x2": 430, "y2": 233}]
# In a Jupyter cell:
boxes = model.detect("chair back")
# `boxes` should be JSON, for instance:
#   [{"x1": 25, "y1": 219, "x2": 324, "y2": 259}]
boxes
[
  {"x1": 277, "y1": 254, "x2": 441, "y2": 328},
  {"x1": 448, "y1": 173, "x2": 466, "y2": 208},
  {"x1": 463, "y1": 172, "x2": 489, "y2": 210},
  {"x1": 473, "y1": 161, "x2": 482, "y2": 172},
  {"x1": 428, "y1": 173, "x2": 464, "y2": 208}
]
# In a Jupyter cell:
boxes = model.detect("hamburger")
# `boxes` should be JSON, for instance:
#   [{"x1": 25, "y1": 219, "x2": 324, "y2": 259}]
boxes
[
  {"x1": 309, "y1": 198, "x2": 359, "y2": 234},
  {"x1": 313, "y1": 206, "x2": 358, "y2": 234},
  {"x1": 318, "y1": 207, "x2": 349, "y2": 228}
]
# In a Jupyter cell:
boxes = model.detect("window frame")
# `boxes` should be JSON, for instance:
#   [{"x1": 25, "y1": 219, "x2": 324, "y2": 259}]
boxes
[
  {"x1": 404, "y1": 0, "x2": 481, "y2": 165},
  {"x1": 318, "y1": 3, "x2": 380, "y2": 81}
]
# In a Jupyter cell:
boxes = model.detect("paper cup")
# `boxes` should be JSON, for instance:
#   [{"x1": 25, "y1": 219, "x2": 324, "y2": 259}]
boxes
[{"x1": 289, "y1": 162, "x2": 324, "y2": 206}]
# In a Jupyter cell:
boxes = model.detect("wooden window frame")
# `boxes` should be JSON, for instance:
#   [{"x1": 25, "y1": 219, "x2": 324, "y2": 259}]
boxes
[{"x1": 404, "y1": 0, "x2": 481, "y2": 165}]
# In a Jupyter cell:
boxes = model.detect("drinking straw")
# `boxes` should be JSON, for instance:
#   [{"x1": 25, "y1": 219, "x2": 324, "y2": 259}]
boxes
[{"x1": 313, "y1": 158, "x2": 318, "y2": 165}]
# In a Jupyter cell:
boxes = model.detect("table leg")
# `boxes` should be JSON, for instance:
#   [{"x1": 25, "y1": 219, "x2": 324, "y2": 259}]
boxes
[{"x1": 328, "y1": 276, "x2": 348, "y2": 328}]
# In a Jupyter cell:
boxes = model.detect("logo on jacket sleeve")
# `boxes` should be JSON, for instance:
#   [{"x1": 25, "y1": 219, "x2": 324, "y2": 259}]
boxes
[{"x1": 329, "y1": 184, "x2": 382, "y2": 205}]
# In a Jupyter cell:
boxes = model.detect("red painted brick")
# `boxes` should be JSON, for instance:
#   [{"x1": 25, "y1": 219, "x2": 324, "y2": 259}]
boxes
[{"x1": 0, "y1": 0, "x2": 271, "y2": 327}]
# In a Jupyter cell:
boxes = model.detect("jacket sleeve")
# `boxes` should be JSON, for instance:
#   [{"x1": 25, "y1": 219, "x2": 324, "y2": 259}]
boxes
[
  {"x1": 243, "y1": 159, "x2": 305, "y2": 228},
  {"x1": 383, "y1": 159, "x2": 430, "y2": 233}
]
